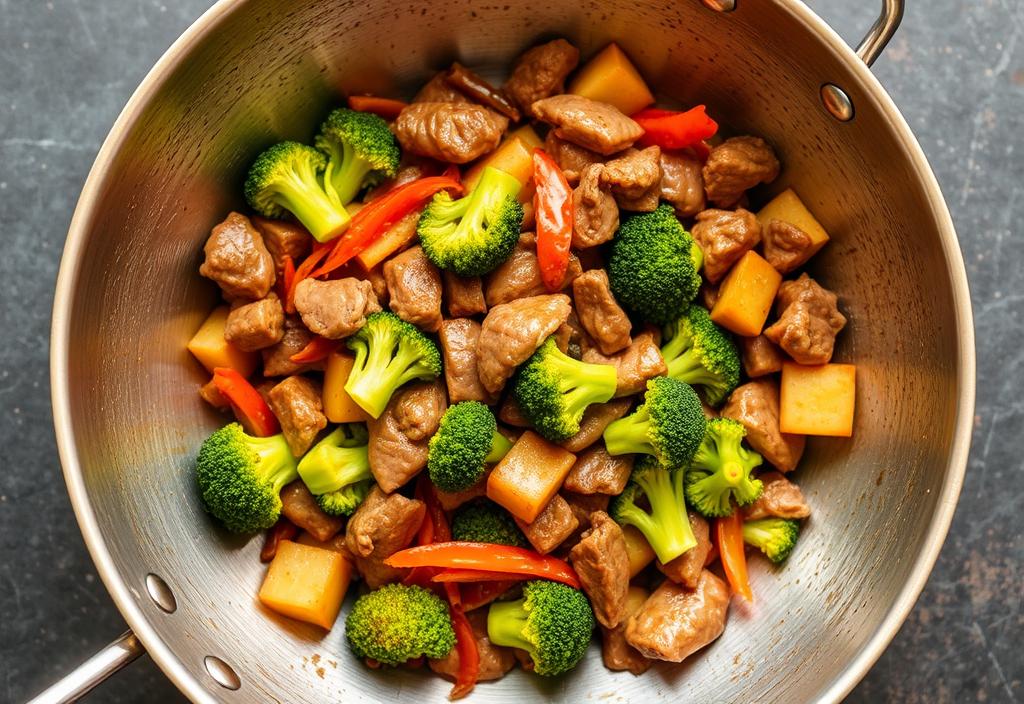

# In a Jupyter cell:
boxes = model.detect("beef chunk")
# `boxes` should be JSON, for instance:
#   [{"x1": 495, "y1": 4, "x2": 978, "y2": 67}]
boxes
[
  {"x1": 267, "y1": 376, "x2": 327, "y2": 457},
  {"x1": 497, "y1": 394, "x2": 530, "y2": 428},
  {"x1": 659, "y1": 151, "x2": 705, "y2": 218},
  {"x1": 702, "y1": 136, "x2": 780, "y2": 207},
  {"x1": 199, "y1": 378, "x2": 230, "y2": 409},
  {"x1": 429, "y1": 609, "x2": 516, "y2": 682},
  {"x1": 572, "y1": 164, "x2": 619, "y2": 249},
  {"x1": 293, "y1": 277, "x2": 381, "y2": 339},
  {"x1": 504, "y1": 39, "x2": 580, "y2": 116},
  {"x1": 601, "y1": 146, "x2": 662, "y2": 212},
  {"x1": 582, "y1": 330, "x2": 666, "y2": 397},
  {"x1": 413, "y1": 71, "x2": 472, "y2": 103},
  {"x1": 434, "y1": 467, "x2": 492, "y2": 512},
  {"x1": 739, "y1": 334, "x2": 785, "y2": 378},
  {"x1": 477, "y1": 294, "x2": 572, "y2": 394},
  {"x1": 484, "y1": 233, "x2": 582, "y2": 306},
  {"x1": 569, "y1": 511, "x2": 630, "y2": 628},
  {"x1": 546, "y1": 132, "x2": 605, "y2": 185},
  {"x1": 442, "y1": 271, "x2": 487, "y2": 317},
  {"x1": 559, "y1": 398, "x2": 633, "y2": 453},
  {"x1": 367, "y1": 379, "x2": 447, "y2": 493},
  {"x1": 764, "y1": 274, "x2": 847, "y2": 365},
  {"x1": 251, "y1": 216, "x2": 311, "y2": 274},
  {"x1": 690, "y1": 208, "x2": 762, "y2": 284},
  {"x1": 199, "y1": 212, "x2": 275, "y2": 301},
  {"x1": 531, "y1": 95, "x2": 644, "y2": 155},
  {"x1": 564, "y1": 445, "x2": 633, "y2": 495},
  {"x1": 573, "y1": 269, "x2": 632, "y2": 355},
  {"x1": 625, "y1": 570, "x2": 729, "y2": 662},
  {"x1": 601, "y1": 587, "x2": 652, "y2": 675},
  {"x1": 224, "y1": 294, "x2": 285, "y2": 351},
  {"x1": 563, "y1": 492, "x2": 611, "y2": 537},
  {"x1": 394, "y1": 102, "x2": 507, "y2": 164},
  {"x1": 261, "y1": 315, "x2": 319, "y2": 377},
  {"x1": 279, "y1": 481, "x2": 344, "y2": 542},
  {"x1": 721, "y1": 380, "x2": 805, "y2": 472},
  {"x1": 514, "y1": 494, "x2": 578, "y2": 554},
  {"x1": 383, "y1": 245, "x2": 443, "y2": 332},
  {"x1": 656, "y1": 512, "x2": 712, "y2": 589},
  {"x1": 345, "y1": 486, "x2": 425, "y2": 588},
  {"x1": 763, "y1": 219, "x2": 817, "y2": 274},
  {"x1": 438, "y1": 318, "x2": 496, "y2": 404},
  {"x1": 743, "y1": 471, "x2": 811, "y2": 520}
]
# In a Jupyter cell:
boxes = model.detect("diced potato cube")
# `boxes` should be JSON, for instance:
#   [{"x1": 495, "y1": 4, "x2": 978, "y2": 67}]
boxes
[
  {"x1": 510, "y1": 124, "x2": 543, "y2": 151},
  {"x1": 625, "y1": 585, "x2": 649, "y2": 615},
  {"x1": 756, "y1": 188, "x2": 830, "y2": 257},
  {"x1": 487, "y1": 431, "x2": 576, "y2": 523},
  {"x1": 322, "y1": 351, "x2": 371, "y2": 423},
  {"x1": 621, "y1": 524, "x2": 656, "y2": 578},
  {"x1": 780, "y1": 362, "x2": 856, "y2": 437},
  {"x1": 258, "y1": 540, "x2": 352, "y2": 629},
  {"x1": 464, "y1": 137, "x2": 534, "y2": 196},
  {"x1": 568, "y1": 43, "x2": 654, "y2": 116},
  {"x1": 710, "y1": 251, "x2": 783, "y2": 336},
  {"x1": 187, "y1": 306, "x2": 258, "y2": 377}
]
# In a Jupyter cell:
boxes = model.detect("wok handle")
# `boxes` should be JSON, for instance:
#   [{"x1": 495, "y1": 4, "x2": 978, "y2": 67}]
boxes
[
  {"x1": 855, "y1": 0, "x2": 905, "y2": 66},
  {"x1": 26, "y1": 630, "x2": 145, "y2": 704}
]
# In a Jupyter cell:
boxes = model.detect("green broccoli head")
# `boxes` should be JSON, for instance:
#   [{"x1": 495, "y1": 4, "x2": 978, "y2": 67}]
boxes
[
  {"x1": 602, "y1": 377, "x2": 707, "y2": 468},
  {"x1": 450, "y1": 500, "x2": 526, "y2": 547},
  {"x1": 244, "y1": 141, "x2": 351, "y2": 243},
  {"x1": 344, "y1": 312, "x2": 442, "y2": 419},
  {"x1": 487, "y1": 580, "x2": 595, "y2": 676},
  {"x1": 511, "y1": 336, "x2": 618, "y2": 442},
  {"x1": 684, "y1": 418, "x2": 763, "y2": 518},
  {"x1": 296, "y1": 424, "x2": 373, "y2": 517},
  {"x1": 345, "y1": 584, "x2": 456, "y2": 666},
  {"x1": 609, "y1": 456, "x2": 697, "y2": 564},
  {"x1": 608, "y1": 204, "x2": 703, "y2": 325},
  {"x1": 194, "y1": 423, "x2": 298, "y2": 533},
  {"x1": 315, "y1": 108, "x2": 400, "y2": 206},
  {"x1": 428, "y1": 401, "x2": 513, "y2": 492},
  {"x1": 418, "y1": 166, "x2": 524, "y2": 276},
  {"x1": 742, "y1": 517, "x2": 801, "y2": 563},
  {"x1": 662, "y1": 305, "x2": 740, "y2": 407}
]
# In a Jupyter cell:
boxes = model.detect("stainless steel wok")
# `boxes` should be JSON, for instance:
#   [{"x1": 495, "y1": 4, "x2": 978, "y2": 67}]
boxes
[{"x1": 41, "y1": 0, "x2": 975, "y2": 701}]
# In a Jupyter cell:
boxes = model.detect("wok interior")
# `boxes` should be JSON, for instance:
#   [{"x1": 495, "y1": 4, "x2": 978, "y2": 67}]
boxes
[{"x1": 62, "y1": 0, "x2": 963, "y2": 701}]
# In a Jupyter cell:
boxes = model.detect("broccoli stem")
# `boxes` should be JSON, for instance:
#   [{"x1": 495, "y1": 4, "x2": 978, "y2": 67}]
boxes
[
  {"x1": 347, "y1": 340, "x2": 423, "y2": 419},
  {"x1": 603, "y1": 406, "x2": 656, "y2": 457},
  {"x1": 274, "y1": 163, "x2": 350, "y2": 242},
  {"x1": 250, "y1": 434, "x2": 300, "y2": 492},
  {"x1": 485, "y1": 430, "x2": 513, "y2": 464},
  {"x1": 635, "y1": 467, "x2": 697, "y2": 563},
  {"x1": 323, "y1": 140, "x2": 374, "y2": 206},
  {"x1": 665, "y1": 347, "x2": 721, "y2": 389},
  {"x1": 486, "y1": 599, "x2": 533, "y2": 654}
]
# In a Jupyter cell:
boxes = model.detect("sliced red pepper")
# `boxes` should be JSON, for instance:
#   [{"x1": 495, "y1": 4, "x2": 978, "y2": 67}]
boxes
[
  {"x1": 716, "y1": 512, "x2": 753, "y2": 602},
  {"x1": 459, "y1": 580, "x2": 518, "y2": 612},
  {"x1": 633, "y1": 105, "x2": 718, "y2": 151},
  {"x1": 285, "y1": 241, "x2": 332, "y2": 314},
  {"x1": 347, "y1": 95, "x2": 408, "y2": 121},
  {"x1": 288, "y1": 335, "x2": 339, "y2": 364},
  {"x1": 432, "y1": 568, "x2": 527, "y2": 584},
  {"x1": 259, "y1": 518, "x2": 298, "y2": 563},
  {"x1": 385, "y1": 542, "x2": 581, "y2": 589},
  {"x1": 279, "y1": 254, "x2": 295, "y2": 303},
  {"x1": 447, "y1": 604, "x2": 479, "y2": 700},
  {"x1": 531, "y1": 149, "x2": 574, "y2": 292},
  {"x1": 311, "y1": 176, "x2": 462, "y2": 279},
  {"x1": 212, "y1": 367, "x2": 279, "y2": 437}
]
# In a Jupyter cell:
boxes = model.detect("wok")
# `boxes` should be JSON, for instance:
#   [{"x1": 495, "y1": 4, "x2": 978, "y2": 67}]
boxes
[{"x1": 39, "y1": 0, "x2": 975, "y2": 701}]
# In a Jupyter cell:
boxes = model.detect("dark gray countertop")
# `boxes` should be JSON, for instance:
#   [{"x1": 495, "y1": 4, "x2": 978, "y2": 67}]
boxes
[{"x1": 1, "y1": 1, "x2": 1020, "y2": 702}]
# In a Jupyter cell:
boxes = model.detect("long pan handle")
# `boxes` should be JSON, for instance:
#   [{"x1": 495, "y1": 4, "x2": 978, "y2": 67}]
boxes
[{"x1": 26, "y1": 631, "x2": 145, "y2": 704}]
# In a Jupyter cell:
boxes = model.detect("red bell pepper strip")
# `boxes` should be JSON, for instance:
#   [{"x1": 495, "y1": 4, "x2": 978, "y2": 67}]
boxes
[
  {"x1": 285, "y1": 241, "x2": 332, "y2": 313},
  {"x1": 633, "y1": 105, "x2": 718, "y2": 150},
  {"x1": 531, "y1": 149, "x2": 574, "y2": 292},
  {"x1": 347, "y1": 95, "x2": 408, "y2": 121},
  {"x1": 447, "y1": 605, "x2": 480, "y2": 700},
  {"x1": 279, "y1": 254, "x2": 295, "y2": 303},
  {"x1": 212, "y1": 367, "x2": 279, "y2": 437},
  {"x1": 259, "y1": 518, "x2": 298, "y2": 563},
  {"x1": 288, "y1": 335, "x2": 339, "y2": 364},
  {"x1": 432, "y1": 568, "x2": 528, "y2": 584},
  {"x1": 460, "y1": 580, "x2": 518, "y2": 612},
  {"x1": 716, "y1": 512, "x2": 753, "y2": 602},
  {"x1": 311, "y1": 176, "x2": 462, "y2": 279},
  {"x1": 385, "y1": 542, "x2": 581, "y2": 589}
]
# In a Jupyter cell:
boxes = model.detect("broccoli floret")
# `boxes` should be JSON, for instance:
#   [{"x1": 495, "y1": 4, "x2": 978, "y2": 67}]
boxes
[
  {"x1": 450, "y1": 500, "x2": 526, "y2": 546},
  {"x1": 428, "y1": 401, "x2": 513, "y2": 492},
  {"x1": 244, "y1": 141, "x2": 351, "y2": 243},
  {"x1": 487, "y1": 580, "x2": 595, "y2": 676},
  {"x1": 602, "y1": 377, "x2": 706, "y2": 469},
  {"x1": 684, "y1": 418, "x2": 763, "y2": 517},
  {"x1": 742, "y1": 517, "x2": 801, "y2": 563},
  {"x1": 345, "y1": 584, "x2": 455, "y2": 666},
  {"x1": 609, "y1": 456, "x2": 697, "y2": 564},
  {"x1": 194, "y1": 423, "x2": 298, "y2": 533},
  {"x1": 511, "y1": 336, "x2": 618, "y2": 442},
  {"x1": 296, "y1": 424, "x2": 372, "y2": 517},
  {"x1": 608, "y1": 204, "x2": 703, "y2": 325},
  {"x1": 315, "y1": 108, "x2": 400, "y2": 206},
  {"x1": 418, "y1": 166, "x2": 524, "y2": 276},
  {"x1": 344, "y1": 312, "x2": 442, "y2": 419},
  {"x1": 662, "y1": 305, "x2": 740, "y2": 407}
]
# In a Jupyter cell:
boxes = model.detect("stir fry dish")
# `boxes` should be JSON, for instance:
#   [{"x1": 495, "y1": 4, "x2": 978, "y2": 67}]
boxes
[{"x1": 188, "y1": 38, "x2": 856, "y2": 697}]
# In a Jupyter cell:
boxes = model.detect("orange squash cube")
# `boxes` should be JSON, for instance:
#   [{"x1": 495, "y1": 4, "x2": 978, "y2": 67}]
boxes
[
  {"x1": 710, "y1": 251, "x2": 783, "y2": 336},
  {"x1": 258, "y1": 540, "x2": 351, "y2": 629},
  {"x1": 756, "y1": 188, "x2": 830, "y2": 259},
  {"x1": 487, "y1": 431, "x2": 576, "y2": 523},
  {"x1": 779, "y1": 362, "x2": 856, "y2": 437},
  {"x1": 187, "y1": 306, "x2": 258, "y2": 377},
  {"x1": 322, "y1": 351, "x2": 371, "y2": 423},
  {"x1": 569, "y1": 43, "x2": 654, "y2": 116}
]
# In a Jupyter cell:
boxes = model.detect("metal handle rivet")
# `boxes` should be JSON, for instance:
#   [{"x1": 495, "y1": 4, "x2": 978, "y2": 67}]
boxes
[
  {"x1": 204, "y1": 655, "x2": 241, "y2": 690},
  {"x1": 145, "y1": 573, "x2": 177, "y2": 614},
  {"x1": 821, "y1": 83, "x2": 855, "y2": 121},
  {"x1": 701, "y1": 0, "x2": 736, "y2": 11}
]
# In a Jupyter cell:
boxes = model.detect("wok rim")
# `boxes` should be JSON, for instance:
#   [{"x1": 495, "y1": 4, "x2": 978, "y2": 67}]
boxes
[{"x1": 49, "y1": 1, "x2": 976, "y2": 701}]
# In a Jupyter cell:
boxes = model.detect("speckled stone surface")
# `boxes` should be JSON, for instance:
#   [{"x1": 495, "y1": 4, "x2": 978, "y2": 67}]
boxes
[{"x1": 0, "y1": 1, "x2": 1020, "y2": 702}]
